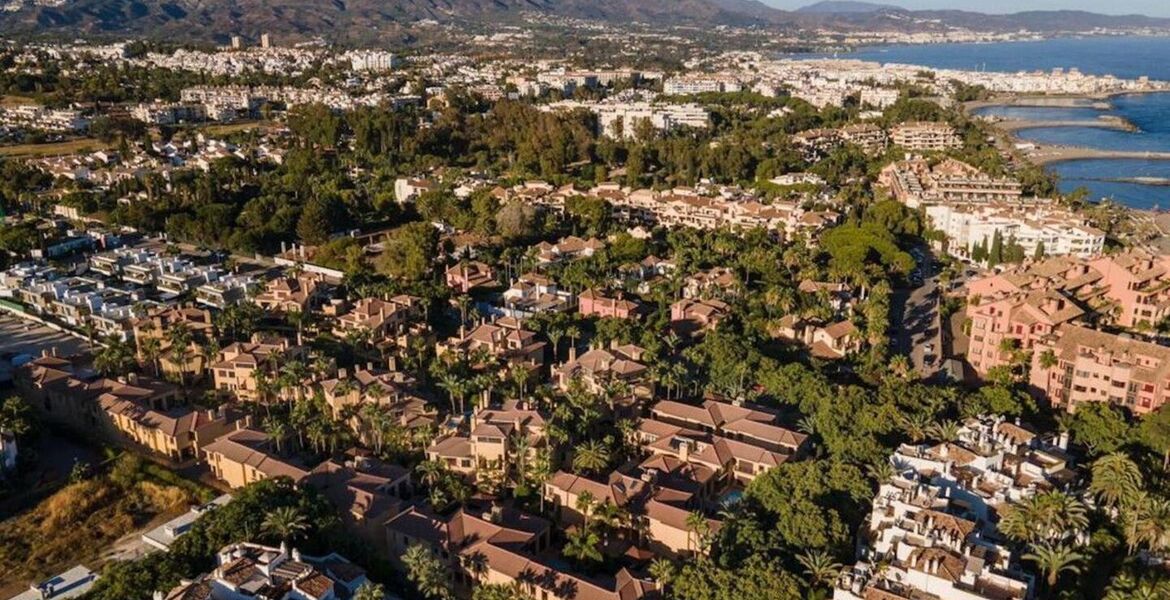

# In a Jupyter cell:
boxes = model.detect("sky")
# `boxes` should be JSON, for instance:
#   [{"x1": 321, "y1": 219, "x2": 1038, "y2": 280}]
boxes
[{"x1": 762, "y1": 0, "x2": 1170, "y2": 17}]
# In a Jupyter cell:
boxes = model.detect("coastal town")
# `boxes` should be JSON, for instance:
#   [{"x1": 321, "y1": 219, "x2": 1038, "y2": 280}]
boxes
[{"x1": 0, "y1": 14, "x2": 1170, "y2": 600}]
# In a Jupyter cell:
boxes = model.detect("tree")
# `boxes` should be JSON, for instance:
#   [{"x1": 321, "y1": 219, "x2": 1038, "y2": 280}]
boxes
[
  {"x1": 297, "y1": 197, "x2": 336, "y2": 246},
  {"x1": 377, "y1": 222, "x2": 439, "y2": 280},
  {"x1": 1138, "y1": 405, "x2": 1170, "y2": 471},
  {"x1": 563, "y1": 527, "x2": 603, "y2": 566},
  {"x1": 571, "y1": 440, "x2": 611, "y2": 475},
  {"x1": 0, "y1": 395, "x2": 34, "y2": 439},
  {"x1": 353, "y1": 582, "x2": 387, "y2": 600},
  {"x1": 94, "y1": 337, "x2": 135, "y2": 378},
  {"x1": 1070, "y1": 404, "x2": 1132, "y2": 456},
  {"x1": 496, "y1": 200, "x2": 539, "y2": 241},
  {"x1": 797, "y1": 550, "x2": 843, "y2": 590},
  {"x1": 403, "y1": 543, "x2": 454, "y2": 600},
  {"x1": 1023, "y1": 543, "x2": 1084, "y2": 590},
  {"x1": 261, "y1": 506, "x2": 308, "y2": 544},
  {"x1": 473, "y1": 583, "x2": 533, "y2": 600},
  {"x1": 1089, "y1": 453, "x2": 1143, "y2": 511}
]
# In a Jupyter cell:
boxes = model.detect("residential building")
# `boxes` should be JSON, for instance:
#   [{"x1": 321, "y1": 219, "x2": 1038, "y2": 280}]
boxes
[
  {"x1": 385, "y1": 504, "x2": 656, "y2": 600},
  {"x1": 670, "y1": 298, "x2": 731, "y2": 335},
  {"x1": 578, "y1": 289, "x2": 641, "y2": 320},
  {"x1": 211, "y1": 335, "x2": 306, "y2": 402},
  {"x1": 251, "y1": 272, "x2": 328, "y2": 314},
  {"x1": 835, "y1": 415, "x2": 1072, "y2": 600},
  {"x1": 889, "y1": 121, "x2": 962, "y2": 151},
  {"x1": 12, "y1": 566, "x2": 98, "y2": 600},
  {"x1": 445, "y1": 261, "x2": 496, "y2": 293},
  {"x1": 202, "y1": 427, "x2": 309, "y2": 489},
  {"x1": 554, "y1": 343, "x2": 653, "y2": 399},
  {"x1": 773, "y1": 316, "x2": 862, "y2": 359},
  {"x1": 436, "y1": 317, "x2": 546, "y2": 374},
  {"x1": 498, "y1": 273, "x2": 573, "y2": 318},
  {"x1": 1029, "y1": 324, "x2": 1170, "y2": 415},
  {"x1": 426, "y1": 401, "x2": 546, "y2": 480},
  {"x1": 158, "y1": 542, "x2": 368, "y2": 600}
]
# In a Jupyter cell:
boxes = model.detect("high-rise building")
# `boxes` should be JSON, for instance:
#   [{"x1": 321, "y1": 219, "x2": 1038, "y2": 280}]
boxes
[
  {"x1": 230, "y1": 35, "x2": 242, "y2": 50},
  {"x1": 260, "y1": 33, "x2": 271, "y2": 48}
]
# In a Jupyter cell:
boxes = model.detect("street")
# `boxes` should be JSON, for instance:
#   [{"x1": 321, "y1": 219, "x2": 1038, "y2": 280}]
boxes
[{"x1": 891, "y1": 245, "x2": 943, "y2": 379}]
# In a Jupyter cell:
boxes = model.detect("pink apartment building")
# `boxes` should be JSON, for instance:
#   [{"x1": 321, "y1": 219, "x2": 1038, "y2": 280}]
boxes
[
  {"x1": 1029, "y1": 324, "x2": 1170, "y2": 415},
  {"x1": 965, "y1": 290, "x2": 1084, "y2": 376}
]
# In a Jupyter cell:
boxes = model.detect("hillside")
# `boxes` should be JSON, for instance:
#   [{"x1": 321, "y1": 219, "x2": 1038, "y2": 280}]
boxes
[{"x1": 1, "y1": 0, "x2": 1169, "y2": 43}]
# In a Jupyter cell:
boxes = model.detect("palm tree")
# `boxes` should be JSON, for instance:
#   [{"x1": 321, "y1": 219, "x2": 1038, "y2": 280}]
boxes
[
  {"x1": 510, "y1": 364, "x2": 532, "y2": 403},
  {"x1": 140, "y1": 336, "x2": 163, "y2": 376},
  {"x1": 563, "y1": 527, "x2": 603, "y2": 566},
  {"x1": 261, "y1": 506, "x2": 308, "y2": 544},
  {"x1": 94, "y1": 337, "x2": 135, "y2": 377},
  {"x1": 648, "y1": 558, "x2": 677, "y2": 589},
  {"x1": 572, "y1": 440, "x2": 610, "y2": 475},
  {"x1": 1023, "y1": 543, "x2": 1084, "y2": 590},
  {"x1": 417, "y1": 460, "x2": 446, "y2": 490},
  {"x1": 575, "y1": 490, "x2": 597, "y2": 529},
  {"x1": 402, "y1": 544, "x2": 453, "y2": 600},
  {"x1": 1090, "y1": 453, "x2": 1143, "y2": 511},
  {"x1": 685, "y1": 511, "x2": 712, "y2": 556},
  {"x1": 926, "y1": 419, "x2": 961, "y2": 443},
  {"x1": 263, "y1": 416, "x2": 289, "y2": 453},
  {"x1": 1125, "y1": 494, "x2": 1170, "y2": 555},
  {"x1": 352, "y1": 582, "x2": 386, "y2": 600},
  {"x1": 797, "y1": 550, "x2": 843, "y2": 590}
]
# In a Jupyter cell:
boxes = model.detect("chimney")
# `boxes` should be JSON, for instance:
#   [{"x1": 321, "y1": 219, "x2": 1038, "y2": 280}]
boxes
[{"x1": 568, "y1": 344, "x2": 577, "y2": 362}]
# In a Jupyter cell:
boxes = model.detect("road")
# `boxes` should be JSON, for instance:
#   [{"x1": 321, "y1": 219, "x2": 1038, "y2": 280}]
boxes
[{"x1": 892, "y1": 245, "x2": 942, "y2": 379}]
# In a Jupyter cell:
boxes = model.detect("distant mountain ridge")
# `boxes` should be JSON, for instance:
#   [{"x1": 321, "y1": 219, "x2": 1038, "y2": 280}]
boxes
[
  {"x1": 797, "y1": 1, "x2": 902, "y2": 14},
  {"x1": 0, "y1": 0, "x2": 1168, "y2": 43}
]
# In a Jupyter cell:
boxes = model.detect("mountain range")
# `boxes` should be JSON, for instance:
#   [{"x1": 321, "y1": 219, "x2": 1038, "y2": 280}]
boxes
[{"x1": 1, "y1": 0, "x2": 1169, "y2": 43}]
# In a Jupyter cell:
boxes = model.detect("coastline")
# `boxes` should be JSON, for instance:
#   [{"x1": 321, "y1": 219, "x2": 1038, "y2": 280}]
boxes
[{"x1": 965, "y1": 92, "x2": 1170, "y2": 167}]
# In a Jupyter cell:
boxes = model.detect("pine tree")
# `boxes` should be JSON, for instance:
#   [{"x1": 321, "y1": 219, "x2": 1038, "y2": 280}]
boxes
[
  {"x1": 1034, "y1": 241, "x2": 1046, "y2": 260},
  {"x1": 296, "y1": 197, "x2": 333, "y2": 246},
  {"x1": 989, "y1": 230, "x2": 1004, "y2": 267}
]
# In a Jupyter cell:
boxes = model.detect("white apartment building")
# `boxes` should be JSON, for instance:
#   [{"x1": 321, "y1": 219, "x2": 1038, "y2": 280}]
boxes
[
  {"x1": 663, "y1": 75, "x2": 742, "y2": 95},
  {"x1": 835, "y1": 415, "x2": 1073, "y2": 600},
  {"x1": 926, "y1": 203, "x2": 1105, "y2": 259},
  {"x1": 891, "y1": 121, "x2": 963, "y2": 151}
]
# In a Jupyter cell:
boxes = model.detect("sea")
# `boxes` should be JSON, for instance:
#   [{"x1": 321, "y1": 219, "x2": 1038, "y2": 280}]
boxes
[{"x1": 833, "y1": 36, "x2": 1170, "y2": 209}]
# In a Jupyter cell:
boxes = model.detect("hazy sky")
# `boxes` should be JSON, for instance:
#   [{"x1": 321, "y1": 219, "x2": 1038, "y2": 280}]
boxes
[{"x1": 762, "y1": 0, "x2": 1170, "y2": 17}]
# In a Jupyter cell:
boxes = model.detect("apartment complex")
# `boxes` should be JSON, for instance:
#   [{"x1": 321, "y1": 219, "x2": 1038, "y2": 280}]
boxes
[
  {"x1": 890, "y1": 121, "x2": 963, "y2": 151},
  {"x1": 1029, "y1": 324, "x2": 1170, "y2": 415},
  {"x1": 836, "y1": 416, "x2": 1073, "y2": 600}
]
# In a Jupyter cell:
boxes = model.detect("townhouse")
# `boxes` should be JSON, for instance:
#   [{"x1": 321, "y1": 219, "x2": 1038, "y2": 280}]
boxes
[
  {"x1": 251, "y1": 271, "x2": 329, "y2": 314},
  {"x1": 211, "y1": 335, "x2": 307, "y2": 402},
  {"x1": 132, "y1": 306, "x2": 216, "y2": 381},
  {"x1": 553, "y1": 343, "x2": 654, "y2": 400},
  {"x1": 13, "y1": 354, "x2": 240, "y2": 461},
  {"x1": 202, "y1": 427, "x2": 310, "y2": 489},
  {"x1": 670, "y1": 298, "x2": 731, "y2": 336},
  {"x1": 331, "y1": 295, "x2": 423, "y2": 341},
  {"x1": 578, "y1": 289, "x2": 641, "y2": 320},
  {"x1": 385, "y1": 504, "x2": 657, "y2": 600},
  {"x1": 426, "y1": 401, "x2": 546, "y2": 481},
  {"x1": 302, "y1": 452, "x2": 411, "y2": 549},
  {"x1": 318, "y1": 366, "x2": 438, "y2": 433},
  {"x1": 444, "y1": 261, "x2": 496, "y2": 293},
  {"x1": 435, "y1": 317, "x2": 547, "y2": 374}
]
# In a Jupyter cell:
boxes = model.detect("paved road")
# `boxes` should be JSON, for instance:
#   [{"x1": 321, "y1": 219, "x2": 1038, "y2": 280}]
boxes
[{"x1": 892, "y1": 246, "x2": 942, "y2": 379}]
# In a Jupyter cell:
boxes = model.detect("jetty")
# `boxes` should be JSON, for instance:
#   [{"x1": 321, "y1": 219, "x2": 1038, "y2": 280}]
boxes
[
  {"x1": 993, "y1": 118, "x2": 1136, "y2": 132},
  {"x1": 1025, "y1": 145, "x2": 1170, "y2": 165}
]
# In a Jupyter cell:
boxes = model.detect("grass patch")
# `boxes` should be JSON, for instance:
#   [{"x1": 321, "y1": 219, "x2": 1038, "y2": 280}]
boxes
[
  {"x1": 0, "y1": 138, "x2": 110, "y2": 158},
  {"x1": 0, "y1": 454, "x2": 208, "y2": 587}
]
